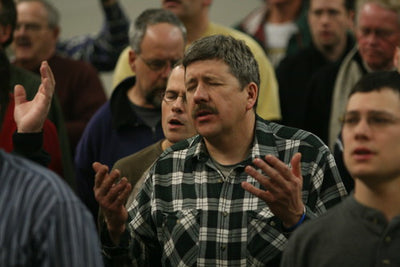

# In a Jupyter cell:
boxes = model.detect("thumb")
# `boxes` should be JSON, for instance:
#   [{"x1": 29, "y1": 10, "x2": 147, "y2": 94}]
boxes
[
  {"x1": 291, "y1": 152, "x2": 302, "y2": 178},
  {"x1": 13, "y1": 84, "x2": 27, "y2": 106}
]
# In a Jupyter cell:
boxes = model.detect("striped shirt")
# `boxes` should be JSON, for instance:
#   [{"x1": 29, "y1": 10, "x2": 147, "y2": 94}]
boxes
[
  {"x1": 0, "y1": 150, "x2": 103, "y2": 267},
  {"x1": 115, "y1": 117, "x2": 347, "y2": 266}
]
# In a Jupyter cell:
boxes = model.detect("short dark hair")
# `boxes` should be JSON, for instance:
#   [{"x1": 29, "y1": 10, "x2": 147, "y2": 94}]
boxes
[
  {"x1": 349, "y1": 71, "x2": 400, "y2": 97},
  {"x1": 182, "y1": 34, "x2": 260, "y2": 90},
  {"x1": 0, "y1": 0, "x2": 17, "y2": 47},
  {"x1": 345, "y1": 0, "x2": 355, "y2": 11},
  {"x1": 129, "y1": 8, "x2": 186, "y2": 54}
]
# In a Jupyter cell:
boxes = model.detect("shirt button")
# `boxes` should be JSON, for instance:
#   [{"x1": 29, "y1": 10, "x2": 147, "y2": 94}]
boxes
[
  {"x1": 176, "y1": 219, "x2": 180, "y2": 224},
  {"x1": 385, "y1": 236, "x2": 391, "y2": 243},
  {"x1": 223, "y1": 211, "x2": 228, "y2": 217},
  {"x1": 218, "y1": 178, "x2": 223, "y2": 183},
  {"x1": 221, "y1": 245, "x2": 226, "y2": 251},
  {"x1": 269, "y1": 221, "x2": 276, "y2": 227}
]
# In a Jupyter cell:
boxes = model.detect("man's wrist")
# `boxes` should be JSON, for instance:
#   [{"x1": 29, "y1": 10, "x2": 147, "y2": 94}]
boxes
[{"x1": 282, "y1": 206, "x2": 306, "y2": 232}]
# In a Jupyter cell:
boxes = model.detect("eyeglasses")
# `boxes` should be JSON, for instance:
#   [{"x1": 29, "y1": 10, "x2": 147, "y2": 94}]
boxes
[
  {"x1": 139, "y1": 55, "x2": 180, "y2": 72},
  {"x1": 15, "y1": 22, "x2": 45, "y2": 32},
  {"x1": 340, "y1": 111, "x2": 400, "y2": 129},
  {"x1": 162, "y1": 90, "x2": 186, "y2": 104},
  {"x1": 358, "y1": 27, "x2": 396, "y2": 40}
]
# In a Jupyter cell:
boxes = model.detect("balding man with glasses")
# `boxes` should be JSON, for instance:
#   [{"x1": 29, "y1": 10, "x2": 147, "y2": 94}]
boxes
[{"x1": 74, "y1": 8, "x2": 187, "y2": 221}]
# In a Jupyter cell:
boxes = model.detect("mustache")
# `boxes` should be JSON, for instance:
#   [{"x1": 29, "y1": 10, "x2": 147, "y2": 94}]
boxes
[{"x1": 192, "y1": 103, "x2": 218, "y2": 119}]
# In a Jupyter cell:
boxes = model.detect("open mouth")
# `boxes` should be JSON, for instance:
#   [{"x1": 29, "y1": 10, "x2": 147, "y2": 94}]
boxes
[
  {"x1": 194, "y1": 109, "x2": 215, "y2": 120},
  {"x1": 354, "y1": 148, "x2": 372, "y2": 155},
  {"x1": 169, "y1": 118, "x2": 183, "y2": 126},
  {"x1": 15, "y1": 38, "x2": 32, "y2": 49}
]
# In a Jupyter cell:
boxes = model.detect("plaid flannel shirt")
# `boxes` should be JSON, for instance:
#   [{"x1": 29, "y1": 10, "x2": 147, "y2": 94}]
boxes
[{"x1": 120, "y1": 116, "x2": 347, "y2": 266}]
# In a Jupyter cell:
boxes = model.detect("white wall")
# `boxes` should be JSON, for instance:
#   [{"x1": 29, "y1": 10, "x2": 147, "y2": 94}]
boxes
[{"x1": 54, "y1": 0, "x2": 262, "y2": 94}]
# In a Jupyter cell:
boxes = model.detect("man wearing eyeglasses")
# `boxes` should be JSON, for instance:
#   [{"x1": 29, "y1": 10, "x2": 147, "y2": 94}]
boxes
[
  {"x1": 93, "y1": 65, "x2": 196, "y2": 266},
  {"x1": 74, "y1": 8, "x2": 187, "y2": 221},
  {"x1": 305, "y1": 0, "x2": 400, "y2": 151},
  {"x1": 281, "y1": 71, "x2": 400, "y2": 267}
]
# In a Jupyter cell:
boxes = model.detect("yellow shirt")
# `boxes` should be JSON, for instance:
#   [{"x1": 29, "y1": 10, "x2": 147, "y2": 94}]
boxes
[{"x1": 112, "y1": 22, "x2": 281, "y2": 120}]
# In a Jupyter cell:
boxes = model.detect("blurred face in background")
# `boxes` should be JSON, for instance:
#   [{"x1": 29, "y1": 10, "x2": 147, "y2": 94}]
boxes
[
  {"x1": 130, "y1": 23, "x2": 185, "y2": 108},
  {"x1": 308, "y1": 0, "x2": 353, "y2": 54},
  {"x1": 356, "y1": 3, "x2": 400, "y2": 71},
  {"x1": 161, "y1": 65, "x2": 196, "y2": 146},
  {"x1": 13, "y1": 1, "x2": 58, "y2": 69}
]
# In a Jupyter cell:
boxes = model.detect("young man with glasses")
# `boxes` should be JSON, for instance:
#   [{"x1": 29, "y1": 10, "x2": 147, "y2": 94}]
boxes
[
  {"x1": 282, "y1": 71, "x2": 400, "y2": 266},
  {"x1": 94, "y1": 65, "x2": 196, "y2": 266},
  {"x1": 74, "y1": 8, "x2": 187, "y2": 221}
]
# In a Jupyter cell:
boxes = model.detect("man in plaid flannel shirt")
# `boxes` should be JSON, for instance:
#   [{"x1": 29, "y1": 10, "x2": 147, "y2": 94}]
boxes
[{"x1": 96, "y1": 34, "x2": 347, "y2": 266}]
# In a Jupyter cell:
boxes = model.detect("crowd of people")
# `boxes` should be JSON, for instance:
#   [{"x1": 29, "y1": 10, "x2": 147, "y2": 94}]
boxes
[{"x1": 1, "y1": 0, "x2": 400, "y2": 266}]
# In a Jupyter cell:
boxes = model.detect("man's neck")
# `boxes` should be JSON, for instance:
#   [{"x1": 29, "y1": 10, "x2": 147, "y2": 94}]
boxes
[
  {"x1": 181, "y1": 10, "x2": 209, "y2": 44},
  {"x1": 204, "y1": 113, "x2": 255, "y2": 165},
  {"x1": 268, "y1": 0, "x2": 302, "y2": 23},
  {"x1": 319, "y1": 36, "x2": 348, "y2": 62},
  {"x1": 13, "y1": 49, "x2": 55, "y2": 72},
  {"x1": 13, "y1": 59, "x2": 41, "y2": 72},
  {"x1": 126, "y1": 85, "x2": 155, "y2": 109},
  {"x1": 354, "y1": 178, "x2": 400, "y2": 222}
]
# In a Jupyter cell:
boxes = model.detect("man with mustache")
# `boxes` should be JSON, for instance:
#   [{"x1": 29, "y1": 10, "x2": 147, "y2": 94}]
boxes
[
  {"x1": 74, "y1": 9, "x2": 187, "y2": 221},
  {"x1": 0, "y1": 0, "x2": 73, "y2": 185},
  {"x1": 281, "y1": 71, "x2": 400, "y2": 267},
  {"x1": 112, "y1": 0, "x2": 281, "y2": 122},
  {"x1": 12, "y1": 0, "x2": 107, "y2": 156},
  {"x1": 99, "y1": 35, "x2": 346, "y2": 266}
]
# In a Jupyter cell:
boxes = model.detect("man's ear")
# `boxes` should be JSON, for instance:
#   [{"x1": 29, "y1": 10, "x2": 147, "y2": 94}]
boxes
[
  {"x1": 245, "y1": 82, "x2": 258, "y2": 111},
  {"x1": 52, "y1": 26, "x2": 60, "y2": 40},
  {"x1": 0, "y1": 25, "x2": 12, "y2": 44},
  {"x1": 128, "y1": 49, "x2": 137, "y2": 72}
]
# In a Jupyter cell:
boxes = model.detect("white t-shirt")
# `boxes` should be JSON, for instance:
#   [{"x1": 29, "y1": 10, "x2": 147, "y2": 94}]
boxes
[{"x1": 264, "y1": 22, "x2": 298, "y2": 67}]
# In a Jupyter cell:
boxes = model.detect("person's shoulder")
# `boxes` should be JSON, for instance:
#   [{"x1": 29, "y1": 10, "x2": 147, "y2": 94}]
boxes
[
  {"x1": 78, "y1": 101, "x2": 111, "y2": 138},
  {"x1": 291, "y1": 199, "x2": 346, "y2": 241},
  {"x1": 258, "y1": 118, "x2": 327, "y2": 148},
  {"x1": 114, "y1": 141, "x2": 163, "y2": 170},
  {"x1": 50, "y1": 54, "x2": 99, "y2": 75},
  {"x1": 0, "y1": 150, "x2": 77, "y2": 202},
  {"x1": 9, "y1": 65, "x2": 41, "y2": 97},
  {"x1": 157, "y1": 135, "x2": 200, "y2": 161},
  {"x1": 88, "y1": 100, "x2": 111, "y2": 123},
  {"x1": 277, "y1": 46, "x2": 315, "y2": 71}
]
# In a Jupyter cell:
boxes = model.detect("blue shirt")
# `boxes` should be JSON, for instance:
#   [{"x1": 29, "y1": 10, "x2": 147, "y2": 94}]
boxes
[
  {"x1": 0, "y1": 149, "x2": 103, "y2": 267},
  {"x1": 74, "y1": 77, "x2": 164, "y2": 221}
]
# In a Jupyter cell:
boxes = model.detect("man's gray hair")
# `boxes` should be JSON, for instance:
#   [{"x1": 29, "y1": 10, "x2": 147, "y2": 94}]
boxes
[
  {"x1": 182, "y1": 34, "x2": 260, "y2": 90},
  {"x1": 356, "y1": 0, "x2": 400, "y2": 26},
  {"x1": 129, "y1": 8, "x2": 187, "y2": 54},
  {"x1": 16, "y1": 0, "x2": 60, "y2": 28}
]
